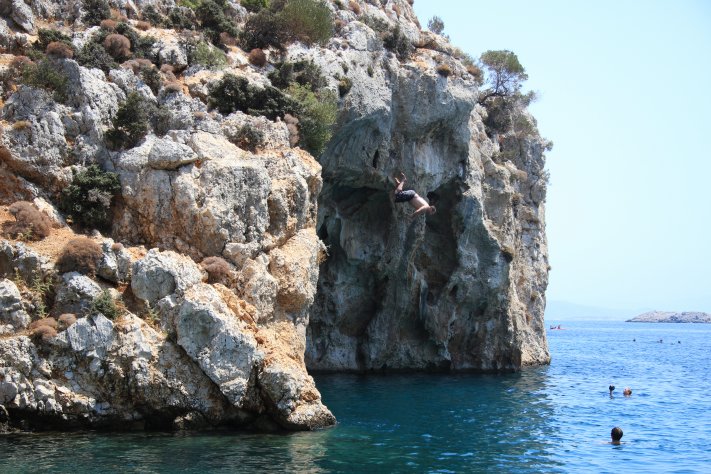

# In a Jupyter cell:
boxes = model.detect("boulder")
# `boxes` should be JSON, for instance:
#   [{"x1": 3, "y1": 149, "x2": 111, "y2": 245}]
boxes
[
  {"x1": 0, "y1": 279, "x2": 30, "y2": 333},
  {"x1": 131, "y1": 249, "x2": 203, "y2": 305}
]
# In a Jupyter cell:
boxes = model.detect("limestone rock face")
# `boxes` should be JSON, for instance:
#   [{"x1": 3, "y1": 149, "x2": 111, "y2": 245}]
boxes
[
  {"x1": 0, "y1": 279, "x2": 30, "y2": 333},
  {"x1": 302, "y1": 3, "x2": 550, "y2": 372}
]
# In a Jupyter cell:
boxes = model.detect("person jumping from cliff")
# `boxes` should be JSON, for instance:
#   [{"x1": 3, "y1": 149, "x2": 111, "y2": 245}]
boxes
[{"x1": 393, "y1": 172, "x2": 436, "y2": 217}]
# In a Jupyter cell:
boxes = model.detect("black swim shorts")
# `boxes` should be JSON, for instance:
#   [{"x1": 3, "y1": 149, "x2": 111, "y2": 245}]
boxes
[{"x1": 395, "y1": 189, "x2": 416, "y2": 203}]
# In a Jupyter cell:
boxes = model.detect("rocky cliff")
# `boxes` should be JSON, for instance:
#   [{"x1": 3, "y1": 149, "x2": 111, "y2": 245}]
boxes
[{"x1": 0, "y1": 0, "x2": 550, "y2": 432}]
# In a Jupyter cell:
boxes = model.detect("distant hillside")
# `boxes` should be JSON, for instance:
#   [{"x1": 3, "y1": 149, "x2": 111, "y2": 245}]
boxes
[{"x1": 627, "y1": 311, "x2": 711, "y2": 323}]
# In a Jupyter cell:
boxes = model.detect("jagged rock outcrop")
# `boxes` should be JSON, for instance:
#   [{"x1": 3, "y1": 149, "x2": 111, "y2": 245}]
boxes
[{"x1": 0, "y1": 0, "x2": 551, "y2": 433}]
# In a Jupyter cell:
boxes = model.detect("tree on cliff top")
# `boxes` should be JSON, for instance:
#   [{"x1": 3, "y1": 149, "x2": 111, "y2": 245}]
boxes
[{"x1": 477, "y1": 50, "x2": 528, "y2": 104}]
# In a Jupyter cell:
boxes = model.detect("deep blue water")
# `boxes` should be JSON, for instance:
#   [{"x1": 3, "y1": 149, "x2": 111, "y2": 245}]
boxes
[{"x1": 1, "y1": 321, "x2": 710, "y2": 473}]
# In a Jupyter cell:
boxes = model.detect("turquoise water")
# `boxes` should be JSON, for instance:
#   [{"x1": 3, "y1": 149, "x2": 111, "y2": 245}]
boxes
[{"x1": 2, "y1": 321, "x2": 710, "y2": 473}]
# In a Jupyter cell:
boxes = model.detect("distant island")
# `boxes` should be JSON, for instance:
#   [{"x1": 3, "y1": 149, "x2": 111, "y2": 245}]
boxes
[{"x1": 627, "y1": 311, "x2": 711, "y2": 323}]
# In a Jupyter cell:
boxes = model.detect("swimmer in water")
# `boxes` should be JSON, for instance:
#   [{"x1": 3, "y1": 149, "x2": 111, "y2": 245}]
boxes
[{"x1": 610, "y1": 426, "x2": 623, "y2": 445}]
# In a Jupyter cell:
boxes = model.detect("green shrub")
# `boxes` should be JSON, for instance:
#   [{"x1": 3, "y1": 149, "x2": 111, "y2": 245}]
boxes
[
  {"x1": 89, "y1": 290, "x2": 121, "y2": 319},
  {"x1": 208, "y1": 74, "x2": 297, "y2": 120},
  {"x1": 178, "y1": 0, "x2": 201, "y2": 10},
  {"x1": 60, "y1": 165, "x2": 121, "y2": 230},
  {"x1": 187, "y1": 40, "x2": 228, "y2": 68},
  {"x1": 241, "y1": 0, "x2": 269, "y2": 12},
  {"x1": 240, "y1": 0, "x2": 332, "y2": 50},
  {"x1": 124, "y1": 60, "x2": 162, "y2": 94},
  {"x1": 337, "y1": 76, "x2": 352, "y2": 96},
  {"x1": 427, "y1": 16, "x2": 444, "y2": 35},
  {"x1": 20, "y1": 59, "x2": 69, "y2": 103},
  {"x1": 76, "y1": 41, "x2": 118, "y2": 73},
  {"x1": 115, "y1": 23, "x2": 157, "y2": 61},
  {"x1": 228, "y1": 123, "x2": 265, "y2": 151},
  {"x1": 383, "y1": 24, "x2": 412, "y2": 60},
  {"x1": 105, "y1": 92, "x2": 150, "y2": 149},
  {"x1": 142, "y1": 5, "x2": 166, "y2": 26},
  {"x1": 287, "y1": 83, "x2": 337, "y2": 157},
  {"x1": 56, "y1": 237, "x2": 104, "y2": 275},
  {"x1": 196, "y1": 0, "x2": 240, "y2": 44},
  {"x1": 240, "y1": 9, "x2": 287, "y2": 50},
  {"x1": 168, "y1": 7, "x2": 197, "y2": 30},
  {"x1": 268, "y1": 59, "x2": 326, "y2": 91},
  {"x1": 82, "y1": 0, "x2": 111, "y2": 26},
  {"x1": 280, "y1": 0, "x2": 333, "y2": 46},
  {"x1": 36, "y1": 29, "x2": 75, "y2": 52}
]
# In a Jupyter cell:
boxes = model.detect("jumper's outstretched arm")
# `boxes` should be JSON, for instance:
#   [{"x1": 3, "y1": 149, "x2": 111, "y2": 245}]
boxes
[{"x1": 394, "y1": 172, "x2": 407, "y2": 195}]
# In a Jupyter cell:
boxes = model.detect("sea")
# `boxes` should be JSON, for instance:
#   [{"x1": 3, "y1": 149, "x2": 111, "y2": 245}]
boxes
[{"x1": 1, "y1": 320, "x2": 710, "y2": 473}]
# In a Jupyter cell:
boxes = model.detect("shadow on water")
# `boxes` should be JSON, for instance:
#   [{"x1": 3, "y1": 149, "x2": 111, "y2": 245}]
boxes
[{"x1": 0, "y1": 371, "x2": 561, "y2": 474}]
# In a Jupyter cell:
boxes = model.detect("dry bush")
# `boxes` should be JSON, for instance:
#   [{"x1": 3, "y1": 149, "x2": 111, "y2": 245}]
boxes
[
  {"x1": 164, "y1": 81, "x2": 183, "y2": 93},
  {"x1": 31, "y1": 324, "x2": 57, "y2": 343},
  {"x1": 55, "y1": 237, "x2": 104, "y2": 276},
  {"x1": 29, "y1": 317, "x2": 58, "y2": 331},
  {"x1": 248, "y1": 48, "x2": 267, "y2": 67},
  {"x1": 284, "y1": 113, "x2": 299, "y2": 147},
  {"x1": 200, "y1": 256, "x2": 236, "y2": 286},
  {"x1": 103, "y1": 34, "x2": 131, "y2": 59},
  {"x1": 46, "y1": 41, "x2": 74, "y2": 59},
  {"x1": 11, "y1": 120, "x2": 31, "y2": 131},
  {"x1": 135, "y1": 20, "x2": 151, "y2": 31},
  {"x1": 122, "y1": 58, "x2": 153, "y2": 73},
  {"x1": 349, "y1": 0, "x2": 361, "y2": 14},
  {"x1": 100, "y1": 19, "x2": 117, "y2": 30},
  {"x1": 10, "y1": 55, "x2": 32, "y2": 71},
  {"x1": 160, "y1": 64, "x2": 174, "y2": 74},
  {"x1": 58, "y1": 313, "x2": 77, "y2": 329},
  {"x1": 3, "y1": 201, "x2": 53, "y2": 240},
  {"x1": 219, "y1": 32, "x2": 237, "y2": 47},
  {"x1": 436, "y1": 63, "x2": 453, "y2": 77},
  {"x1": 334, "y1": 19, "x2": 346, "y2": 31},
  {"x1": 111, "y1": 242, "x2": 124, "y2": 252}
]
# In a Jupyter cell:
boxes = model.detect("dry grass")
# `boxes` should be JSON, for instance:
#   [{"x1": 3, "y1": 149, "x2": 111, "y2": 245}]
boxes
[
  {"x1": 248, "y1": 48, "x2": 267, "y2": 67},
  {"x1": 104, "y1": 34, "x2": 131, "y2": 59},
  {"x1": 200, "y1": 256, "x2": 236, "y2": 286},
  {"x1": 55, "y1": 236, "x2": 104, "y2": 276},
  {"x1": 46, "y1": 42, "x2": 74, "y2": 59},
  {"x1": 57, "y1": 313, "x2": 77, "y2": 329},
  {"x1": 2, "y1": 201, "x2": 53, "y2": 241}
]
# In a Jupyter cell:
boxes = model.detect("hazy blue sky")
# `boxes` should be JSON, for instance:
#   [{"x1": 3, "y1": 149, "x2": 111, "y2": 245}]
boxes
[{"x1": 412, "y1": 0, "x2": 711, "y2": 313}]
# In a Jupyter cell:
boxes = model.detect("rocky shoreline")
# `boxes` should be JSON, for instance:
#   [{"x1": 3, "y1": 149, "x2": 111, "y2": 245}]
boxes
[{"x1": 627, "y1": 311, "x2": 711, "y2": 323}]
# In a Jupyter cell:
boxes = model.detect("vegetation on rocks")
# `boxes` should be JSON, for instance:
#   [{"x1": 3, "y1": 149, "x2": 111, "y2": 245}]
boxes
[
  {"x1": 55, "y1": 237, "x2": 104, "y2": 276},
  {"x1": 60, "y1": 165, "x2": 121, "y2": 230},
  {"x1": 2, "y1": 201, "x2": 53, "y2": 241},
  {"x1": 105, "y1": 92, "x2": 151, "y2": 149},
  {"x1": 89, "y1": 290, "x2": 121, "y2": 319},
  {"x1": 19, "y1": 58, "x2": 69, "y2": 103},
  {"x1": 209, "y1": 74, "x2": 297, "y2": 120}
]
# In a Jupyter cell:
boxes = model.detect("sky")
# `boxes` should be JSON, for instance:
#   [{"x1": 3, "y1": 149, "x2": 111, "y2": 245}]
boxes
[{"x1": 411, "y1": 0, "x2": 711, "y2": 313}]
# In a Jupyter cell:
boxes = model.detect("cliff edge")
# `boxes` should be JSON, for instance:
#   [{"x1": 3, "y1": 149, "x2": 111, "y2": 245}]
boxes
[{"x1": 0, "y1": 0, "x2": 550, "y2": 432}]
